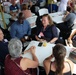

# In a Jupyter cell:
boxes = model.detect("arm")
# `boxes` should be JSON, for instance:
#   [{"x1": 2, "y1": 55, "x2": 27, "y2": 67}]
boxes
[
  {"x1": 43, "y1": 55, "x2": 53, "y2": 75},
  {"x1": 49, "y1": 26, "x2": 58, "y2": 43},
  {"x1": 10, "y1": 23, "x2": 16, "y2": 38},
  {"x1": 49, "y1": 37, "x2": 58, "y2": 43},
  {"x1": 68, "y1": 29, "x2": 76, "y2": 44},
  {"x1": 20, "y1": 46, "x2": 39, "y2": 70},
  {"x1": 65, "y1": 58, "x2": 74, "y2": 74},
  {"x1": 63, "y1": 12, "x2": 70, "y2": 22},
  {"x1": 35, "y1": 35, "x2": 45, "y2": 42}
]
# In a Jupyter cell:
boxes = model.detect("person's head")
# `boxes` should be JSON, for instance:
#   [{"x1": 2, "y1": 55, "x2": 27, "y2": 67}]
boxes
[
  {"x1": 8, "y1": 38, "x2": 22, "y2": 58},
  {"x1": 11, "y1": 0, "x2": 16, "y2": 6},
  {"x1": 0, "y1": 28, "x2": 4, "y2": 41},
  {"x1": 42, "y1": 14, "x2": 54, "y2": 27},
  {"x1": 53, "y1": 44, "x2": 66, "y2": 75},
  {"x1": 21, "y1": 4, "x2": 28, "y2": 10},
  {"x1": 67, "y1": 6, "x2": 72, "y2": 12},
  {"x1": 18, "y1": 12, "x2": 24, "y2": 24}
]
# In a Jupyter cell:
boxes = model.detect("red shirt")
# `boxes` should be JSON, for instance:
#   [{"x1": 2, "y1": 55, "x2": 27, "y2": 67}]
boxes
[{"x1": 5, "y1": 54, "x2": 37, "y2": 75}]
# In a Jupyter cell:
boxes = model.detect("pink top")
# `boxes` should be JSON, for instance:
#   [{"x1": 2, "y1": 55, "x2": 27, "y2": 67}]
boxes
[{"x1": 22, "y1": 10, "x2": 32, "y2": 19}]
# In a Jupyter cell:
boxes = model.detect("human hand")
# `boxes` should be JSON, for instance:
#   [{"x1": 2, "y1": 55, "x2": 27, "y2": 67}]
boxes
[
  {"x1": 30, "y1": 46, "x2": 36, "y2": 54},
  {"x1": 68, "y1": 39, "x2": 73, "y2": 44},
  {"x1": 39, "y1": 39, "x2": 45, "y2": 42}
]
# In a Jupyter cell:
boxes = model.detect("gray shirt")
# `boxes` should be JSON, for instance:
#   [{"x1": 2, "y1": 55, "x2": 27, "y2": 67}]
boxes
[{"x1": 65, "y1": 13, "x2": 76, "y2": 26}]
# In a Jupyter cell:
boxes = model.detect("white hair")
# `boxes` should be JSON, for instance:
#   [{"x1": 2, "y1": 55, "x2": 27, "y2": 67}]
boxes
[{"x1": 8, "y1": 38, "x2": 22, "y2": 58}]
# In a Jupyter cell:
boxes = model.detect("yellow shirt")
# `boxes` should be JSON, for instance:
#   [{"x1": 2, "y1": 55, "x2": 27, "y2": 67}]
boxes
[{"x1": 48, "y1": 0, "x2": 55, "y2": 4}]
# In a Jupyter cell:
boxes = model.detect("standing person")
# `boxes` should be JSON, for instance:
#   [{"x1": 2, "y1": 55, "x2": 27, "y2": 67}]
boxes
[
  {"x1": 58, "y1": 0, "x2": 69, "y2": 12},
  {"x1": 35, "y1": 14, "x2": 58, "y2": 43},
  {"x1": 10, "y1": 12, "x2": 31, "y2": 42},
  {"x1": 43, "y1": 44, "x2": 74, "y2": 75},
  {"x1": 5, "y1": 38, "x2": 39, "y2": 75}
]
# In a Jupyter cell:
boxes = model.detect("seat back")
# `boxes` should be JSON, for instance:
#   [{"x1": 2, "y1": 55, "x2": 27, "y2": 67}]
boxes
[
  {"x1": 56, "y1": 27, "x2": 60, "y2": 37},
  {"x1": 40, "y1": 1, "x2": 46, "y2": 7},
  {"x1": 38, "y1": 8, "x2": 49, "y2": 16},
  {"x1": 26, "y1": 16, "x2": 37, "y2": 28},
  {"x1": 4, "y1": 5, "x2": 10, "y2": 13}
]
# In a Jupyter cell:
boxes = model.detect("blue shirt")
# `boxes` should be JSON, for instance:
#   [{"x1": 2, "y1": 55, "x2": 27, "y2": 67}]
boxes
[
  {"x1": 10, "y1": 20, "x2": 31, "y2": 39},
  {"x1": 36, "y1": 25, "x2": 58, "y2": 42},
  {"x1": 10, "y1": 4, "x2": 19, "y2": 12},
  {"x1": 0, "y1": 39, "x2": 9, "y2": 63}
]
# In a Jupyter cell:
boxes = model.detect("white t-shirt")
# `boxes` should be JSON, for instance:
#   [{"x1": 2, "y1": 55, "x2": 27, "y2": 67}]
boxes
[{"x1": 58, "y1": 0, "x2": 68, "y2": 12}]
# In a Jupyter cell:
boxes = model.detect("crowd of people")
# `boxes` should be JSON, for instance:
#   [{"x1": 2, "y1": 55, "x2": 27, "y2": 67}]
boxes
[{"x1": 0, "y1": 0, "x2": 76, "y2": 75}]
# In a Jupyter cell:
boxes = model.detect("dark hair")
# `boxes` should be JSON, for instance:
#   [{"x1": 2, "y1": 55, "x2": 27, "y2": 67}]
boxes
[
  {"x1": 53, "y1": 44, "x2": 66, "y2": 75},
  {"x1": 67, "y1": 6, "x2": 71, "y2": 12},
  {"x1": 42, "y1": 14, "x2": 54, "y2": 25},
  {"x1": 21, "y1": 4, "x2": 28, "y2": 10},
  {"x1": 18, "y1": 12, "x2": 24, "y2": 19}
]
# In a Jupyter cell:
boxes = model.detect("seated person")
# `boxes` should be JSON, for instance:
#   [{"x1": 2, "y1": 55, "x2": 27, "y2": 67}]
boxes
[
  {"x1": 0, "y1": 6, "x2": 12, "y2": 29},
  {"x1": 43, "y1": 43, "x2": 74, "y2": 75},
  {"x1": 5, "y1": 38, "x2": 39, "y2": 75},
  {"x1": 58, "y1": 6, "x2": 76, "y2": 39},
  {"x1": 21, "y1": 4, "x2": 32, "y2": 19},
  {"x1": 66, "y1": 29, "x2": 76, "y2": 47},
  {"x1": 35, "y1": 14, "x2": 58, "y2": 43},
  {"x1": 59, "y1": 6, "x2": 76, "y2": 31},
  {"x1": 10, "y1": 0, "x2": 20, "y2": 17},
  {"x1": 10, "y1": 12, "x2": 31, "y2": 42},
  {"x1": 0, "y1": 28, "x2": 9, "y2": 64}
]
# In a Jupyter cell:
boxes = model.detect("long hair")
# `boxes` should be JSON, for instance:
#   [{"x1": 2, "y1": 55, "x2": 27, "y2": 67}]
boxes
[
  {"x1": 42, "y1": 14, "x2": 54, "y2": 25},
  {"x1": 53, "y1": 44, "x2": 66, "y2": 75}
]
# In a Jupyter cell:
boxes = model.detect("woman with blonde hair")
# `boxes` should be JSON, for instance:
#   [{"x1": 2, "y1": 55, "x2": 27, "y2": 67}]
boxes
[{"x1": 35, "y1": 14, "x2": 58, "y2": 43}]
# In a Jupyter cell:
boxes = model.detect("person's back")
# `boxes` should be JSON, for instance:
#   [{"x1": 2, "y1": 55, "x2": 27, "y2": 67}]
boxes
[
  {"x1": 48, "y1": 61, "x2": 72, "y2": 75},
  {"x1": 5, "y1": 54, "x2": 36, "y2": 75},
  {"x1": 65, "y1": 13, "x2": 76, "y2": 26},
  {"x1": 5, "y1": 38, "x2": 39, "y2": 75},
  {"x1": 22, "y1": 10, "x2": 32, "y2": 19},
  {"x1": 43, "y1": 44, "x2": 74, "y2": 75}
]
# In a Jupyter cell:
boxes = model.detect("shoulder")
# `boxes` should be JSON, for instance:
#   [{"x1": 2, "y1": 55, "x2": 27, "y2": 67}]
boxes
[
  {"x1": 24, "y1": 20, "x2": 30, "y2": 25},
  {"x1": 65, "y1": 59, "x2": 74, "y2": 73},
  {"x1": 50, "y1": 25, "x2": 57, "y2": 29},
  {"x1": 11, "y1": 21, "x2": 18, "y2": 28},
  {"x1": 10, "y1": 5, "x2": 12, "y2": 7}
]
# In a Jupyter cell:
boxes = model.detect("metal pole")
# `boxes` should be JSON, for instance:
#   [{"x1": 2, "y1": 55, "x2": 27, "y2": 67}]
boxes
[{"x1": 0, "y1": 0, "x2": 7, "y2": 29}]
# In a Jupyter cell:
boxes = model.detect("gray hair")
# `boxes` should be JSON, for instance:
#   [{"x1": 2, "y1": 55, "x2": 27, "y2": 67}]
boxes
[{"x1": 8, "y1": 38, "x2": 22, "y2": 58}]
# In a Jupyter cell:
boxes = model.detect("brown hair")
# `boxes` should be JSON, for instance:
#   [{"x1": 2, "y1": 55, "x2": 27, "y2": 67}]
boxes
[
  {"x1": 53, "y1": 44, "x2": 66, "y2": 75},
  {"x1": 21, "y1": 4, "x2": 28, "y2": 10},
  {"x1": 42, "y1": 14, "x2": 54, "y2": 25}
]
